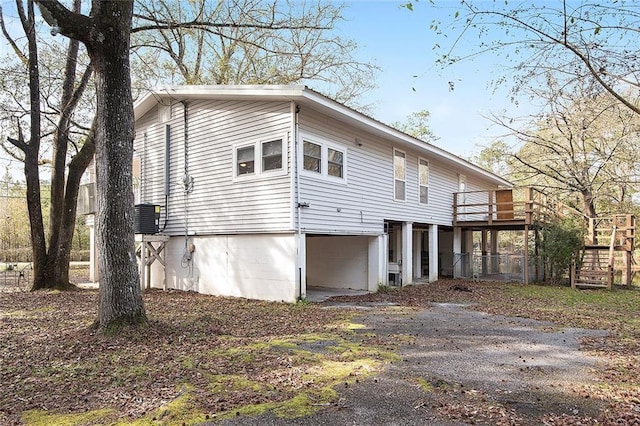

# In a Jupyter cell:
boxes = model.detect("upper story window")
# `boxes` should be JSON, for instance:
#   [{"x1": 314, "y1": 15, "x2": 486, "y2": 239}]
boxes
[
  {"x1": 303, "y1": 141, "x2": 322, "y2": 173},
  {"x1": 262, "y1": 139, "x2": 283, "y2": 171},
  {"x1": 234, "y1": 137, "x2": 286, "y2": 179},
  {"x1": 394, "y1": 149, "x2": 406, "y2": 201},
  {"x1": 301, "y1": 136, "x2": 347, "y2": 182},
  {"x1": 237, "y1": 146, "x2": 255, "y2": 175},
  {"x1": 418, "y1": 158, "x2": 429, "y2": 205},
  {"x1": 328, "y1": 148, "x2": 344, "y2": 178}
]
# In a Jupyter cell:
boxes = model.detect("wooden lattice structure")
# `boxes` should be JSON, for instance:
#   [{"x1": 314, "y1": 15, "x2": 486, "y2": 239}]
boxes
[{"x1": 571, "y1": 215, "x2": 636, "y2": 289}]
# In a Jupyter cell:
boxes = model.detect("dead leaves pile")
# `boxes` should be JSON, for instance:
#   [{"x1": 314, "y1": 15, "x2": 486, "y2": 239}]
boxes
[{"x1": 0, "y1": 289, "x2": 354, "y2": 425}]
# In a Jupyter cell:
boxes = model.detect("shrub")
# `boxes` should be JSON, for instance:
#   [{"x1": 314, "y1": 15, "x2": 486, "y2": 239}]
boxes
[{"x1": 540, "y1": 217, "x2": 585, "y2": 283}]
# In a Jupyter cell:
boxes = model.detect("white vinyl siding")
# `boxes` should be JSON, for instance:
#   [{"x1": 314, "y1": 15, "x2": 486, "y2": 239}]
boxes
[
  {"x1": 134, "y1": 100, "x2": 293, "y2": 234},
  {"x1": 296, "y1": 108, "x2": 501, "y2": 234},
  {"x1": 135, "y1": 97, "x2": 503, "y2": 238},
  {"x1": 134, "y1": 106, "x2": 165, "y2": 206}
]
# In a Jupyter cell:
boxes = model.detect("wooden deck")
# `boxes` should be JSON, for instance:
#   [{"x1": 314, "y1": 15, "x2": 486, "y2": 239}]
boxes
[{"x1": 453, "y1": 187, "x2": 560, "y2": 229}]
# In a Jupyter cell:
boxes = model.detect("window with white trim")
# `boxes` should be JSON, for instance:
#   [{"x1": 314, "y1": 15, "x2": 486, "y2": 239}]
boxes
[
  {"x1": 262, "y1": 139, "x2": 283, "y2": 171},
  {"x1": 234, "y1": 137, "x2": 285, "y2": 178},
  {"x1": 328, "y1": 148, "x2": 344, "y2": 178},
  {"x1": 301, "y1": 137, "x2": 347, "y2": 181},
  {"x1": 394, "y1": 149, "x2": 406, "y2": 201},
  {"x1": 303, "y1": 141, "x2": 321, "y2": 173},
  {"x1": 237, "y1": 146, "x2": 255, "y2": 175},
  {"x1": 418, "y1": 158, "x2": 429, "y2": 205}
]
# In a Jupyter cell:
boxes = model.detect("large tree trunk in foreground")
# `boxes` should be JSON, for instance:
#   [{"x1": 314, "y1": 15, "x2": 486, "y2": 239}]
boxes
[
  {"x1": 90, "y1": 1, "x2": 146, "y2": 331},
  {"x1": 36, "y1": 0, "x2": 147, "y2": 331}
]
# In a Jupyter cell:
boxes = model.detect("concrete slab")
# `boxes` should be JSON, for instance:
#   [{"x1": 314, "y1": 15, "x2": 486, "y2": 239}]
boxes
[{"x1": 305, "y1": 286, "x2": 370, "y2": 303}]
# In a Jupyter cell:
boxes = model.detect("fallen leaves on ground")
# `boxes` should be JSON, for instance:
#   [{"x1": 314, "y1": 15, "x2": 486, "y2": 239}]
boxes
[
  {"x1": 1, "y1": 278, "x2": 639, "y2": 425},
  {"x1": 334, "y1": 279, "x2": 640, "y2": 424},
  {"x1": 0, "y1": 289, "x2": 358, "y2": 425}
]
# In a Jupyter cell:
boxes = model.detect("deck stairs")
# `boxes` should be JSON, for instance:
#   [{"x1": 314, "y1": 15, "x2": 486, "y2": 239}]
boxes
[
  {"x1": 571, "y1": 214, "x2": 636, "y2": 289},
  {"x1": 571, "y1": 230, "x2": 615, "y2": 289}
]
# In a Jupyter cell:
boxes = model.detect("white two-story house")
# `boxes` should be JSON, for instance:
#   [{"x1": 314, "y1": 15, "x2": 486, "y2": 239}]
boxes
[{"x1": 84, "y1": 85, "x2": 510, "y2": 302}]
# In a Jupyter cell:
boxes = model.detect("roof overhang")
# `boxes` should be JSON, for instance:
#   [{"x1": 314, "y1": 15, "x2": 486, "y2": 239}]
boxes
[{"x1": 134, "y1": 85, "x2": 512, "y2": 188}]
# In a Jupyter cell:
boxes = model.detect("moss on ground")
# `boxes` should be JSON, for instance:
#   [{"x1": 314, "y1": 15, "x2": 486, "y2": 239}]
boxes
[{"x1": 22, "y1": 409, "x2": 115, "y2": 426}]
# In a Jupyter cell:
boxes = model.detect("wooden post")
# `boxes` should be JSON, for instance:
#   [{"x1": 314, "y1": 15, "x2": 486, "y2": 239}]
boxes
[
  {"x1": 481, "y1": 229, "x2": 488, "y2": 276},
  {"x1": 140, "y1": 240, "x2": 147, "y2": 291},
  {"x1": 588, "y1": 218, "x2": 595, "y2": 246},
  {"x1": 453, "y1": 193, "x2": 458, "y2": 226},
  {"x1": 624, "y1": 250, "x2": 632, "y2": 286},
  {"x1": 488, "y1": 190, "x2": 494, "y2": 225},
  {"x1": 523, "y1": 225, "x2": 529, "y2": 285},
  {"x1": 525, "y1": 188, "x2": 533, "y2": 225}
]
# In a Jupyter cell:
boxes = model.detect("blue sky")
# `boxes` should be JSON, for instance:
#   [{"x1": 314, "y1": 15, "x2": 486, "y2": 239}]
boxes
[
  {"x1": 336, "y1": 0, "x2": 529, "y2": 157},
  {"x1": 0, "y1": 0, "x2": 527, "y2": 169}
]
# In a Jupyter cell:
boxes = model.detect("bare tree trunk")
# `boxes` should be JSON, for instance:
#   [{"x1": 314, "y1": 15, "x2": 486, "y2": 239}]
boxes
[
  {"x1": 581, "y1": 190, "x2": 597, "y2": 219},
  {"x1": 42, "y1": 128, "x2": 95, "y2": 290},
  {"x1": 89, "y1": 1, "x2": 146, "y2": 331},
  {"x1": 19, "y1": 1, "x2": 47, "y2": 289},
  {"x1": 36, "y1": 0, "x2": 147, "y2": 332},
  {"x1": 30, "y1": 0, "x2": 94, "y2": 291}
]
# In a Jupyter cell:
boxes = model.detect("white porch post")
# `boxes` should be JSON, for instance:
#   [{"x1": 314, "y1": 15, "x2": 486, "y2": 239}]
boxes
[
  {"x1": 402, "y1": 222, "x2": 413, "y2": 285},
  {"x1": 453, "y1": 227, "x2": 462, "y2": 278},
  {"x1": 382, "y1": 233, "x2": 390, "y2": 285},
  {"x1": 429, "y1": 224, "x2": 438, "y2": 282},
  {"x1": 297, "y1": 233, "x2": 307, "y2": 300},
  {"x1": 368, "y1": 235, "x2": 385, "y2": 292},
  {"x1": 394, "y1": 226, "x2": 402, "y2": 263},
  {"x1": 413, "y1": 230, "x2": 422, "y2": 280}
]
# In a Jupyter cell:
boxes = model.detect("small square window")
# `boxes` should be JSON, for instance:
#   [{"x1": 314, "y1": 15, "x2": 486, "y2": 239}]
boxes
[
  {"x1": 262, "y1": 139, "x2": 283, "y2": 171},
  {"x1": 303, "y1": 141, "x2": 321, "y2": 173},
  {"x1": 237, "y1": 146, "x2": 255, "y2": 175}
]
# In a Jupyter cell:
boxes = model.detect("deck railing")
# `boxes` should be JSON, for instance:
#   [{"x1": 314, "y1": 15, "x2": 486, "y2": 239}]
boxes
[
  {"x1": 453, "y1": 187, "x2": 561, "y2": 226},
  {"x1": 587, "y1": 214, "x2": 635, "y2": 249}
]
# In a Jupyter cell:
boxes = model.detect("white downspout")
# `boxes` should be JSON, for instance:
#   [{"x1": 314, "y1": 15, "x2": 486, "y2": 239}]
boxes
[{"x1": 292, "y1": 102, "x2": 305, "y2": 300}]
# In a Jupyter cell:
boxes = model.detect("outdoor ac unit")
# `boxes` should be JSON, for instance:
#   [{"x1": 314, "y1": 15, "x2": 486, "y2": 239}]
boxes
[{"x1": 134, "y1": 204, "x2": 160, "y2": 234}]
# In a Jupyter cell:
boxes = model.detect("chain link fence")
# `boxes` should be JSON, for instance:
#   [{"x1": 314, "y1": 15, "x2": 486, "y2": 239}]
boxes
[{"x1": 453, "y1": 253, "x2": 546, "y2": 283}]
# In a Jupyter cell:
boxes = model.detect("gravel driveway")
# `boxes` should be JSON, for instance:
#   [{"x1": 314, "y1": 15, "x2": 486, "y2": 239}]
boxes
[{"x1": 221, "y1": 301, "x2": 608, "y2": 425}]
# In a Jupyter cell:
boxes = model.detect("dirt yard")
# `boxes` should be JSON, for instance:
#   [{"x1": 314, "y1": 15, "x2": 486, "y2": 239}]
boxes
[{"x1": 1, "y1": 279, "x2": 639, "y2": 425}]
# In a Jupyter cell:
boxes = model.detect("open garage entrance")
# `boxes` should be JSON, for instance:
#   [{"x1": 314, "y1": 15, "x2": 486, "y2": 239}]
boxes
[{"x1": 305, "y1": 235, "x2": 371, "y2": 291}]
